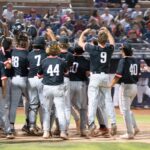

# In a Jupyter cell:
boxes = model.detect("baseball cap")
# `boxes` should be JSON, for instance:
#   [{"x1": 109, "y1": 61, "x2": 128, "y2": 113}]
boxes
[
  {"x1": 74, "y1": 46, "x2": 84, "y2": 54},
  {"x1": 59, "y1": 36, "x2": 69, "y2": 44},
  {"x1": 33, "y1": 36, "x2": 46, "y2": 47},
  {"x1": 120, "y1": 43, "x2": 133, "y2": 56}
]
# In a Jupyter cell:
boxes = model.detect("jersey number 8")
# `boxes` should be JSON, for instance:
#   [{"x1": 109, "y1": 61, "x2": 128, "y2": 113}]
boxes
[
  {"x1": 100, "y1": 52, "x2": 107, "y2": 63},
  {"x1": 47, "y1": 64, "x2": 60, "y2": 76},
  {"x1": 12, "y1": 56, "x2": 19, "y2": 67}
]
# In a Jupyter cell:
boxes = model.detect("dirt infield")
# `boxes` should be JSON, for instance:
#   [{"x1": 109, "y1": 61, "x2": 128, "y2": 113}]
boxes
[{"x1": 0, "y1": 108, "x2": 150, "y2": 144}]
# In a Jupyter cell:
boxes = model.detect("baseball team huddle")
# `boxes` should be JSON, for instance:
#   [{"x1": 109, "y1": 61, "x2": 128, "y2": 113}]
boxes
[{"x1": 0, "y1": 26, "x2": 141, "y2": 140}]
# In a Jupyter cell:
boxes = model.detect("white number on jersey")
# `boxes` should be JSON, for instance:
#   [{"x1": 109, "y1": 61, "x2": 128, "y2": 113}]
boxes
[
  {"x1": 34, "y1": 55, "x2": 41, "y2": 66},
  {"x1": 100, "y1": 52, "x2": 107, "y2": 63},
  {"x1": 130, "y1": 64, "x2": 138, "y2": 75},
  {"x1": 70, "y1": 62, "x2": 79, "y2": 73},
  {"x1": 47, "y1": 64, "x2": 60, "y2": 76},
  {"x1": 12, "y1": 56, "x2": 19, "y2": 67}
]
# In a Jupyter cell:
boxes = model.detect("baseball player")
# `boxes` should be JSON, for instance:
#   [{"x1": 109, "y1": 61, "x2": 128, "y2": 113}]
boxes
[
  {"x1": 9, "y1": 32, "x2": 30, "y2": 134},
  {"x1": 137, "y1": 60, "x2": 150, "y2": 105},
  {"x1": 78, "y1": 27, "x2": 115, "y2": 136},
  {"x1": 46, "y1": 29, "x2": 74, "y2": 134},
  {"x1": 27, "y1": 36, "x2": 47, "y2": 133},
  {"x1": 110, "y1": 43, "x2": 140, "y2": 139},
  {"x1": 0, "y1": 61, "x2": 14, "y2": 139},
  {"x1": 37, "y1": 41, "x2": 68, "y2": 140},
  {"x1": 0, "y1": 37, "x2": 12, "y2": 120},
  {"x1": 69, "y1": 46, "x2": 90, "y2": 137}
]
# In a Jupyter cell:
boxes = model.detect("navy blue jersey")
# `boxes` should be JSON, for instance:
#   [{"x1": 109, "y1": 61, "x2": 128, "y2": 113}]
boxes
[
  {"x1": 85, "y1": 43, "x2": 114, "y2": 73},
  {"x1": 0, "y1": 62, "x2": 7, "y2": 87},
  {"x1": 58, "y1": 51, "x2": 74, "y2": 68},
  {"x1": 38, "y1": 56, "x2": 67, "y2": 85},
  {"x1": 69, "y1": 55, "x2": 90, "y2": 81},
  {"x1": 116, "y1": 57, "x2": 140, "y2": 84},
  {"x1": 0, "y1": 50, "x2": 14, "y2": 77},
  {"x1": 11, "y1": 48, "x2": 29, "y2": 77},
  {"x1": 28, "y1": 49, "x2": 47, "y2": 78}
]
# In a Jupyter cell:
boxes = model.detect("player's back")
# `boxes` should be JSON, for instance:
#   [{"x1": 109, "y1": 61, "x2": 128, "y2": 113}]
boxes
[
  {"x1": 40, "y1": 57, "x2": 67, "y2": 85},
  {"x1": 85, "y1": 43, "x2": 114, "y2": 73},
  {"x1": 11, "y1": 48, "x2": 29, "y2": 76},
  {"x1": 69, "y1": 56, "x2": 90, "y2": 81},
  {"x1": 118, "y1": 57, "x2": 140, "y2": 84},
  {"x1": 28, "y1": 49, "x2": 47, "y2": 78}
]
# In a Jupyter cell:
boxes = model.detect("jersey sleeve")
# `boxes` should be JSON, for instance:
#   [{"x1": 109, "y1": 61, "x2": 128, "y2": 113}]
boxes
[
  {"x1": 115, "y1": 59, "x2": 125, "y2": 78},
  {"x1": 84, "y1": 43, "x2": 95, "y2": 54},
  {"x1": 0, "y1": 63, "x2": 7, "y2": 80}
]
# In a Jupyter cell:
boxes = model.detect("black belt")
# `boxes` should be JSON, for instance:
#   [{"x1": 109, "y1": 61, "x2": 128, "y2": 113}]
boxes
[{"x1": 92, "y1": 72, "x2": 106, "y2": 74}]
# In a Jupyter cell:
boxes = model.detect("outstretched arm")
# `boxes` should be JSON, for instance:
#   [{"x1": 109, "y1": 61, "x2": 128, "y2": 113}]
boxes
[
  {"x1": 46, "y1": 28, "x2": 56, "y2": 41},
  {"x1": 78, "y1": 28, "x2": 91, "y2": 49}
]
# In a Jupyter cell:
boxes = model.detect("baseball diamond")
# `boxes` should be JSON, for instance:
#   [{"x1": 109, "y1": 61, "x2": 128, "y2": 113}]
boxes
[{"x1": 0, "y1": 1, "x2": 150, "y2": 149}]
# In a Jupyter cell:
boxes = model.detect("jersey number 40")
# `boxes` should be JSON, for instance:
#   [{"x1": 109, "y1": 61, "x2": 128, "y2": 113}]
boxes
[
  {"x1": 47, "y1": 64, "x2": 60, "y2": 76},
  {"x1": 129, "y1": 64, "x2": 138, "y2": 76}
]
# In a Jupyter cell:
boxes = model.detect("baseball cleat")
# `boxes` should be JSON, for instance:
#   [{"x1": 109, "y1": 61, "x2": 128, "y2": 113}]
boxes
[
  {"x1": 99, "y1": 127, "x2": 109, "y2": 135},
  {"x1": 60, "y1": 132, "x2": 69, "y2": 140},
  {"x1": 134, "y1": 128, "x2": 140, "y2": 136},
  {"x1": 80, "y1": 130, "x2": 90, "y2": 138},
  {"x1": 43, "y1": 131, "x2": 50, "y2": 139},
  {"x1": 88, "y1": 123, "x2": 99, "y2": 137},
  {"x1": 120, "y1": 133, "x2": 134, "y2": 139},
  {"x1": 6, "y1": 133, "x2": 15, "y2": 139},
  {"x1": 22, "y1": 124, "x2": 31, "y2": 134},
  {"x1": 110, "y1": 124, "x2": 117, "y2": 136}
]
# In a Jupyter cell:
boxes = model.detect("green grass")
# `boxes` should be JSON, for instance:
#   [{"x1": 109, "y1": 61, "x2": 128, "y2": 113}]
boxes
[
  {"x1": 15, "y1": 112, "x2": 150, "y2": 125},
  {"x1": 0, "y1": 142, "x2": 150, "y2": 150}
]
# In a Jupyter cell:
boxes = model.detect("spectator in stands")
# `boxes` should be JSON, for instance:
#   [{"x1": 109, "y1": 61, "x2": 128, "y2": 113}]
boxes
[
  {"x1": 50, "y1": 9, "x2": 60, "y2": 24},
  {"x1": 120, "y1": 13, "x2": 132, "y2": 33},
  {"x1": 125, "y1": 0, "x2": 138, "y2": 8},
  {"x1": 121, "y1": 3, "x2": 128, "y2": 15},
  {"x1": 131, "y1": 4, "x2": 143, "y2": 19},
  {"x1": 17, "y1": 11, "x2": 25, "y2": 24},
  {"x1": 126, "y1": 29, "x2": 144, "y2": 43},
  {"x1": 112, "y1": 23, "x2": 125, "y2": 42},
  {"x1": 2, "y1": 3, "x2": 14, "y2": 23},
  {"x1": 114, "y1": 10, "x2": 124, "y2": 23},
  {"x1": 144, "y1": 8, "x2": 150, "y2": 21},
  {"x1": 73, "y1": 18, "x2": 86, "y2": 34},
  {"x1": 38, "y1": 20, "x2": 47, "y2": 36},
  {"x1": 101, "y1": 7, "x2": 114, "y2": 26},
  {"x1": 12, "y1": 10, "x2": 18, "y2": 24},
  {"x1": 89, "y1": 9, "x2": 102, "y2": 25},
  {"x1": 87, "y1": 18, "x2": 100, "y2": 30},
  {"x1": 43, "y1": 8, "x2": 55, "y2": 21},
  {"x1": 26, "y1": 9, "x2": 40, "y2": 25}
]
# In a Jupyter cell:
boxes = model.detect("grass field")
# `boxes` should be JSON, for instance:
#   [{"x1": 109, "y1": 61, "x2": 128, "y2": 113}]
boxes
[
  {"x1": 1, "y1": 108, "x2": 150, "y2": 150},
  {"x1": 0, "y1": 142, "x2": 150, "y2": 150},
  {"x1": 15, "y1": 109, "x2": 150, "y2": 125}
]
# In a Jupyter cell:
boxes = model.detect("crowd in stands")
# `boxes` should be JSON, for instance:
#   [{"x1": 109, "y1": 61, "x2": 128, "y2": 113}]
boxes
[{"x1": 1, "y1": 2, "x2": 150, "y2": 51}]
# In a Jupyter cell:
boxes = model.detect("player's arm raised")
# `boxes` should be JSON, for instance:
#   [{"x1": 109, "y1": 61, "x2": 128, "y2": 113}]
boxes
[
  {"x1": 78, "y1": 28, "x2": 91, "y2": 49},
  {"x1": 46, "y1": 28, "x2": 56, "y2": 41}
]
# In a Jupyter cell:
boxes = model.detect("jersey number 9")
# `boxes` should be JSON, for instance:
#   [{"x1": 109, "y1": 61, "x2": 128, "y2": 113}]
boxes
[
  {"x1": 47, "y1": 64, "x2": 60, "y2": 76},
  {"x1": 100, "y1": 52, "x2": 107, "y2": 63}
]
